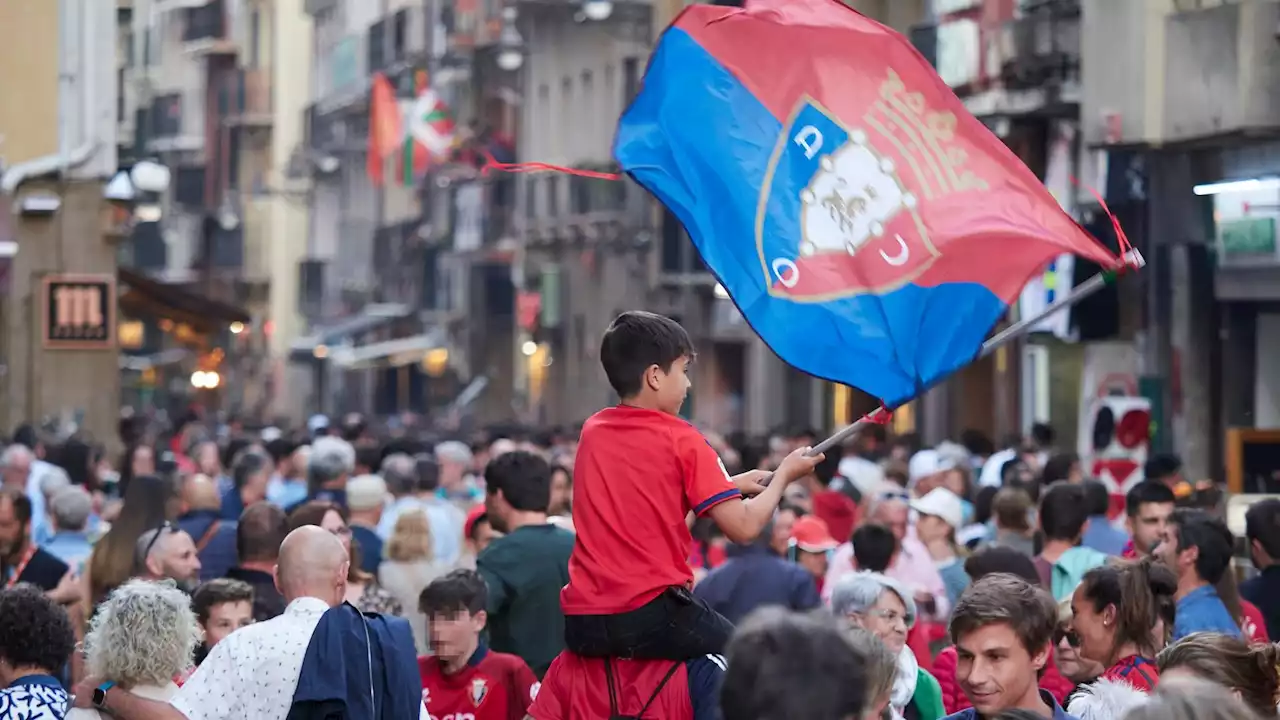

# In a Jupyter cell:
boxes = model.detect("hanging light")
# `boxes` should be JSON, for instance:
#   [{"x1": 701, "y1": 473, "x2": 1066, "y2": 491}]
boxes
[
  {"x1": 496, "y1": 6, "x2": 524, "y2": 71},
  {"x1": 581, "y1": 0, "x2": 613, "y2": 21}
]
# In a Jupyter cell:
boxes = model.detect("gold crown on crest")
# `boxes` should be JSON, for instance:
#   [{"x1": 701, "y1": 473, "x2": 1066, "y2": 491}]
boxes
[{"x1": 876, "y1": 69, "x2": 988, "y2": 195}]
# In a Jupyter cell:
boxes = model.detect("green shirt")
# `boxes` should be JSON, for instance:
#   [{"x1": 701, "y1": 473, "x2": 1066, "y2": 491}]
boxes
[{"x1": 476, "y1": 523, "x2": 575, "y2": 677}]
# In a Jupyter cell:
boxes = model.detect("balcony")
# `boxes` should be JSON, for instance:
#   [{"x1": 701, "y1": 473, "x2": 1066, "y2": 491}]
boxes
[
  {"x1": 1001, "y1": 0, "x2": 1081, "y2": 94},
  {"x1": 183, "y1": 0, "x2": 236, "y2": 56},
  {"x1": 313, "y1": 33, "x2": 369, "y2": 115},
  {"x1": 172, "y1": 165, "x2": 207, "y2": 208},
  {"x1": 143, "y1": 93, "x2": 204, "y2": 153},
  {"x1": 240, "y1": 198, "x2": 270, "y2": 286},
  {"x1": 223, "y1": 68, "x2": 272, "y2": 128},
  {"x1": 156, "y1": 0, "x2": 206, "y2": 12}
]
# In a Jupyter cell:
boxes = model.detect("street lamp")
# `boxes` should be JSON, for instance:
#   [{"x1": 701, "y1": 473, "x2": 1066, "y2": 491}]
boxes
[
  {"x1": 581, "y1": 0, "x2": 613, "y2": 21},
  {"x1": 496, "y1": 6, "x2": 525, "y2": 71}
]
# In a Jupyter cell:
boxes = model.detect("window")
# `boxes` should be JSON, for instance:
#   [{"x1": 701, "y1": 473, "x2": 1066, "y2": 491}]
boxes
[{"x1": 623, "y1": 57, "x2": 639, "y2": 104}]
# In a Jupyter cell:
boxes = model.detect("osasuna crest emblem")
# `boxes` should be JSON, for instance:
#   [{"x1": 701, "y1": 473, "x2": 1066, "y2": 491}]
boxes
[
  {"x1": 757, "y1": 71, "x2": 984, "y2": 302},
  {"x1": 469, "y1": 678, "x2": 488, "y2": 707}
]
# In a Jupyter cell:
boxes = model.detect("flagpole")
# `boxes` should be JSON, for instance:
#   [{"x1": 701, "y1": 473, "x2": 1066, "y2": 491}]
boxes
[{"x1": 806, "y1": 250, "x2": 1145, "y2": 457}]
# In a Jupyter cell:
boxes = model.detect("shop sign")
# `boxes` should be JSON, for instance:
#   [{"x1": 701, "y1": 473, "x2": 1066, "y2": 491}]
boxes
[
  {"x1": 1219, "y1": 217, "x2": 1277, "y2": 261},
  {"x1": 42, "y1": 274, "x2": 116, "y2": 350}
]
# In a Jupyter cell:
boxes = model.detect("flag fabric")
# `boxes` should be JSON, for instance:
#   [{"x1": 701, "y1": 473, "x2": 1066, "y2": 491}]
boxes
[
  {"x1": 367, "y1": 73, "x2": 403, "y2": 186},
  {"x1": 613, "y1": 0, "x2": 1123, "y2": 408},
  {"x1": 398, "y1": 74, "x2": 457, "y2": 186}
]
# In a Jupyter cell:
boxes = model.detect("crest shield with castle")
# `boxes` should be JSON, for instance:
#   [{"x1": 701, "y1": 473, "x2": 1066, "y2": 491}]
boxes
[{"x1": 755, "y1": 69, "x2": 988, "y2": 302}]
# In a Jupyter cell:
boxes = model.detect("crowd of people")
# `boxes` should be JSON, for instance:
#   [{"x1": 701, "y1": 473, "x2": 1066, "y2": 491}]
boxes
[{"x1": 0, "y1": 311, "x2": 1278, "y2": 719}]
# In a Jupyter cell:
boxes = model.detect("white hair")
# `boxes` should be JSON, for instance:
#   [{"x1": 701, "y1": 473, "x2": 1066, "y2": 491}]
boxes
[
  {"x1": 309, "y1": 436, "x2": 355, "y2": 485},
  {"x1": 36, "y1": 464, "x2": 71, "y2": 500},
  {"x1": 828, "y1": 571, "x2": 917, "y2": 629},
  {"x1": 50, "y1": 486, "x2": 92, "y2": 531},
  {"x1": 0, "y1": 444, "x2": 32, "y2": 470},
  {"x1": 84, "y1": 579, "x2": 201, "y2": 687}
]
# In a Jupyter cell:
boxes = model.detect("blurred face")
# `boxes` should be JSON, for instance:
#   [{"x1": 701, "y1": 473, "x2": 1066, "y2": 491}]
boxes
[
  {"x1": 1126, "y1": 501, "x2": 1174, "y2": 557},
  {"x1": 321, "y1": 509, "x2": 352, "y2": 552},
  {"x1": 872, "y1": 500, "x2": 909, "y2": 541},
  {"x1": 852, "y1": 590, "x2": 909, "y2": 655},
  {"x1": 955, "y1": 622, "x2": 1047, "y2": 716},
  {"x1": 196, "y1": 442, "x2": 221, "y2": 475},
  {"x1": 549, "y1": 469, "x2": 571, "y2": 516},
  {"x1": 916, "y1": 514, "x2": 951, "y2": 544},
  {"x1": 131, "y1": 446, "x2": 155, "y2": 478},
  {"x1": 428, "y1": 609, "x2": 486, "y2": 667},
  {"x1": 203, "y1": 600, "x2": 253, "y2": 648},
  {"x1": 1154, "y1": 522, "x2": 1192, "y2": 578},
  {"x1": 0, "y1": 497, "x2": 27, "y2": 558},
  {"x1": 2, "y1": 453, "x2": 31, "y2": 490},
  {"x1": 153, "y1": 530, "x2": 202, "y2": 583},
  {"x1": 1054, "y1": 621, "x2": 1105, "y2": 684},
  {"x1": 470, "y1": 519, "x2": 499, "y2": 554},
  {"x1": 771, "y1": 509, "x2": 798, "y2": 556},
  {"x1": 1070, "y1": 584, "x2": 1117, "y2": 665},
  {"x1": 797, "y1": 549, "x2": 828, "y2": 578},
  {"x1": 942, "y1": 469, "x2": 966, "y2": 496},
  {"x1": 650, "y1": 355, "x2": 692, "y2": 415},
  {"x1": 242, "y1": 468, "x2": 270, "y2": 504}
]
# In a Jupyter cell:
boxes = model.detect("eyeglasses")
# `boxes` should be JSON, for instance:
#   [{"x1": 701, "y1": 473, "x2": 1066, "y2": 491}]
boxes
[
  {"x1": 1054, "y1": 626, "x2": 1081, "y2": 648},
  {"x1": 877, "y1": 491, "x2": 911, "y2": 502},
  {"x1": 141, "y1": 521, "x2": 176, "y2": 562},
  {"x1": 863, "y1": 608, "x2": 908, "y2": 627}
]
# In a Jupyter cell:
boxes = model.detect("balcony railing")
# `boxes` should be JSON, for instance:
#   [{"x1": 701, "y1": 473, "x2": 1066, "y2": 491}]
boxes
[
  {"x1": 183, "y1": 0, "x2": 236, "y2": 55},
  {"x1": 146, "y1": 93, "x2": 183, "y2": 138}
]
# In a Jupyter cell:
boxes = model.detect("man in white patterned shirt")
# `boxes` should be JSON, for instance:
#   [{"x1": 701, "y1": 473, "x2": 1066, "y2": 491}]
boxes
[{"x1": 75, "y1": 526, "x2": 427, "y2": 720}]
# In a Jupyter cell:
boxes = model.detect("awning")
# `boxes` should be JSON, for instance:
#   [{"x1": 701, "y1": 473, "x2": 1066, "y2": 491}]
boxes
[
  {"x1": 118, "y1": 267, "x2": 251, "y2": 332},
  {"x1": 288, "y1": 303, "x2": 412, "y2": 362},
  {"x1": 331, "y1": 330, "x2": 446, "y2": 370}
]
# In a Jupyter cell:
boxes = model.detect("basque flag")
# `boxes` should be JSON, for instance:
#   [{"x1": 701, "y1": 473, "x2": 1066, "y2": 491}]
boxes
[{"x1": 614, "y1": 0, "x2": 1121, "y2": 408}]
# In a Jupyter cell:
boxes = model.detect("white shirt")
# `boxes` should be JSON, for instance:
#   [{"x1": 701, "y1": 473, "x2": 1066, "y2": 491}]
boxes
[
  {"x1": 68, "y1": 682, "x2": 176, "y2": 719},
  {"x1": 171, "y1": 596, "x2": 430, "y2": 720},
  {"x1": 377, "y1": 496, "x2": 465, "y2": 566},
  {"x1": 171, "y1": 596, "x2": 329, "y2": 720}
]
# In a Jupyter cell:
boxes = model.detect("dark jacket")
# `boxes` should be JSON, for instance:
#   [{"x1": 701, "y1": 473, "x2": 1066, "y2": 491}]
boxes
[
  {"x1": 177, "y1": 510, "x2": 239, "y2": 581},
  {"x1": 1241, "y1": 566, "x2": 1280, "y2": 641},
  {"x1": 692, "y1": 543, "x2": 820, "y2": 624},
  {"x1": 287, "y1": 603, "x2": 422, "y2": 720},
  {"x1": 225, "y1": 566, "x2": 287, "y2": 622}
]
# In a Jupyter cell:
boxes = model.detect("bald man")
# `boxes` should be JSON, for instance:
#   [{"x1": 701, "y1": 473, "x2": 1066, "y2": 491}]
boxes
[
  {"x1": 76, "y1": 526, "x2": 380, "y2": 719},
  {"x1": 176, "y1": 474, "x2": 239, "y2": 580}
]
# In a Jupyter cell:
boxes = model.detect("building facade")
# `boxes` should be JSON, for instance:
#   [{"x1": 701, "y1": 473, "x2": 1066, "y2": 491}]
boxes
[{"x1": 0, "y1": 0, "x2": 121, "y2": 440}]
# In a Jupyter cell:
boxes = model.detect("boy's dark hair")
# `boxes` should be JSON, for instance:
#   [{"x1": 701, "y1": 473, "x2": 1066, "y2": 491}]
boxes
[
  {"x1": 963, "y1": 546, "x2": 1041, "y2": 585},
  {"x1": 720, "y1": 608, "x2": 868, "y2": 720},
  {"x1": 1081, "y1": 479, "x2": 1112, "y2": 517},
  {"x1": 355, "y1": 444, "x2": 382, "y2": 471},
  {"x1": 992, "y1": 487, "x2": 1033, "y2": 532},
  {"x1": 192, "y1": 578, "x2": 255, "y2": 624},
  {"x1": 949, "y1": 574, "x2": 1056, "y2": 657},
  {"x1": 850, "y1": 524, "x2": 897, "y2": 573},
  {"x1": 1040, "y1": 452, "x2": 1078, "y2": 485},
  {"x1": 1038, "y1": 482, "x2": 1090, "y2": 542},
  {"x1": 1169, "y1": 509, "x2": 1235, "y2": 585},
  {"x1": 420, "y1": 569, "x2": 488, "y2": 616},
  {"x1": 599, "y1": 311, "x2": 694, "y2": 398},
  {"x1": 484, "y1": 450, "x2": 552, "y2": 512},
  {"x1": 1126, "y1": 481, "x2": 1176, "y2": 517},
  {"x1": 1245, "y1": 498, "x2": 1280, "y2": 559},
  {"x1": 1030, "y1": 422, "x2": 1055, "y2": 448},
  {"x1": 1144, "y1": 453, "x2": 1183, "y2": 483},
  {"x1": 0, "y1": 487, "x2": 32, "y2": 526}
]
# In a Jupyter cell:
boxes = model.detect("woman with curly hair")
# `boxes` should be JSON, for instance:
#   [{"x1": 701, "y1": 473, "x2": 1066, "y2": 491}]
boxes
[
  {"x1": 287, "y1": 501, "x2": 402, "y2": 615},
  {"x1": 0, "y1": 584, "x2": 76, "y2": 718},
  {"x1": 67, "y1": 579, "x2": 201, "y2": 719}
]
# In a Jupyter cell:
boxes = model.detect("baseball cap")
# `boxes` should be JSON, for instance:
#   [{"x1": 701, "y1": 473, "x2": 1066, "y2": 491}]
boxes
[
  {"x1": 908, "y1": 449, "x2": 956, "y2": 488},
  {"x1": 909, "y1": 487, "x2": 964, "y2": 530},
  {"x1": 790, "y1": 515, "x2": 839, "y2": 553},
  {"x1": 464, "y1": 504, "x2": 489, "y2": 539},
  {"x1": 345, "y1": 474, "x2": 388, "y2": 512}
]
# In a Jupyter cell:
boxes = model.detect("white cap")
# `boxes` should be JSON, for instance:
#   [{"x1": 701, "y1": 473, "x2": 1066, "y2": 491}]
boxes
[
  {"x1": 908, "y1": 449, "x2": 955, "y2": 487},
  {"x1": 308, "y1": 414, "x2": 330, "y2": 434},
  {"x1": 910, "y1": 487, "x2": 964, "y2": 530}
]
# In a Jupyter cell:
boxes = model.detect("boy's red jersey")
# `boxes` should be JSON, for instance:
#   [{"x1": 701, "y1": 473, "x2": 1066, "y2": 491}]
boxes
[
  {"x1": 560, "y1": 406, "x2": 740, "y2": 614},
  {"x1": 419, "y1": 646, "x2": 539, "y2": 720}
]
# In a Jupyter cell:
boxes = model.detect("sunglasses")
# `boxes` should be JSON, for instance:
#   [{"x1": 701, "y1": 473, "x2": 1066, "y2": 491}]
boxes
[
  {"x1": 878, "y1": 490, "x2": 911, "y2": 502},
  {"x1": 1054, "y1": 626, "x2": 1081, "y2": 648},
  {"x1": 141, "y1": 521, "x2": 177, "y2": 562}
]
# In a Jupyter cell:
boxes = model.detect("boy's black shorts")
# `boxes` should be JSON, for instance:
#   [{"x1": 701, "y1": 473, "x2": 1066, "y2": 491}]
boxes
[{"x1": 564, "y1": 585, "x2": 734, "y2": 660}]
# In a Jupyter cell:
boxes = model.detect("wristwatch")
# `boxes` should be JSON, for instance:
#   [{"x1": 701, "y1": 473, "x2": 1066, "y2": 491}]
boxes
[{"x1": 92, "y1": 681, "x2": 116, "y2": 710}]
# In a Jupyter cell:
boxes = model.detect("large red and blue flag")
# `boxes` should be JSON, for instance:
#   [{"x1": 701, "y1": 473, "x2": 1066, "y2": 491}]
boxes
[{"x1": 613, "y1": 0, "x2": 1123, "y2": 408}]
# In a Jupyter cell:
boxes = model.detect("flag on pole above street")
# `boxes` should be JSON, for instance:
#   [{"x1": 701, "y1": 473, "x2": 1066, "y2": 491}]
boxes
[{"x1": 613, "y1": 0, "x2": 1124, "y2": 407}]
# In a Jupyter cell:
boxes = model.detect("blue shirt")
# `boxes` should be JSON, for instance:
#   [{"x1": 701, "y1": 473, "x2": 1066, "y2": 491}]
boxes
[
  {"x1": 25, "y1": 460, "x2": 53, "y2": 545},
  {"x1": 1173, "y1": 584, "x2": 1243, "y2": 641},
  {"x1": 693, "y1": 544, "x2": 821, "y2": 624},
  {"x1": 942, "y1": 689, "x2": 1077, "y2": 720},
  {"x1": 267, "y1": 474, "x2": 308, "y2": 509},
  {"x1": 41, "y1": 531, "x2": 92, "y2": 572},
  {"x1": 1081, "y1": 515, "x2": 1129, "y2": 556}
]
